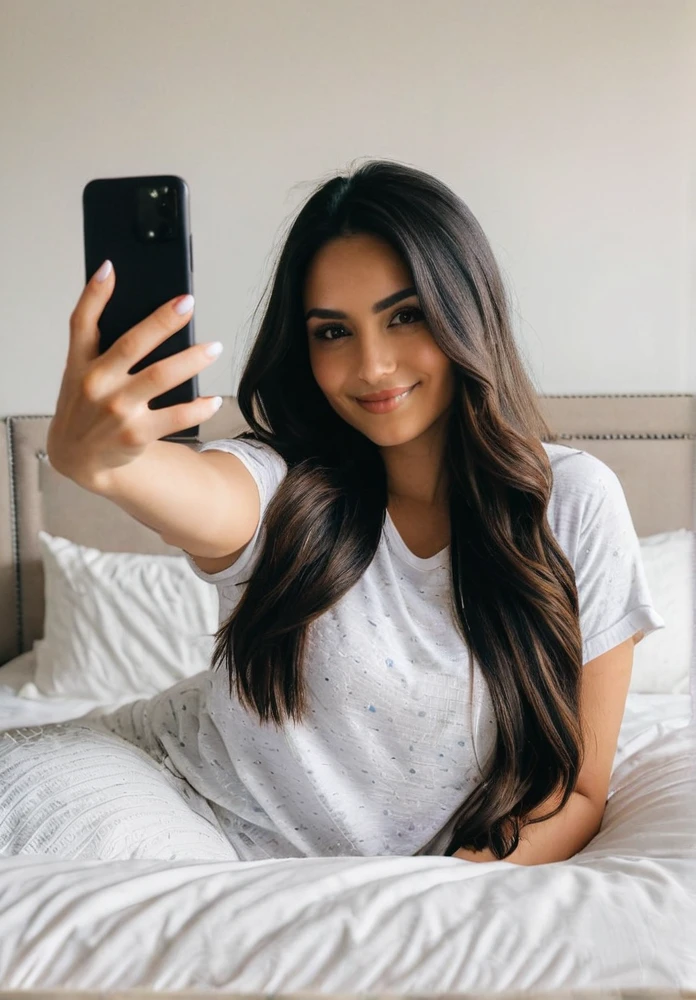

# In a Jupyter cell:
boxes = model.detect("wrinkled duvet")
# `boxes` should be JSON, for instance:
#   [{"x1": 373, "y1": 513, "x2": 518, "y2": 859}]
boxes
[{"x1": 0, "y1": 667, "x2": 694, "y2": 994}]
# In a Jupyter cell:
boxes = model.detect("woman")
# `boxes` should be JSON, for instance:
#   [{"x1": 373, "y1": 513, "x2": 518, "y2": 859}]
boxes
[{"x1": 2, "y1": 159, "x2": 664, "y2": 863}]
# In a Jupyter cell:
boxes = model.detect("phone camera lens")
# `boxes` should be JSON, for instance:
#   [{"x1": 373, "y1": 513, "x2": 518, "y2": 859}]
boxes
[{"x1": 136, "y1": 183, "x2": 178, "y2": 243}]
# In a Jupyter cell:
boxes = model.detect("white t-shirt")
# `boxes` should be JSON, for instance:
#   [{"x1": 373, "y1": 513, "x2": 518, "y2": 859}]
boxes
[{"x1": 96, "y1": 437, "x2": 665, "y2": 861}]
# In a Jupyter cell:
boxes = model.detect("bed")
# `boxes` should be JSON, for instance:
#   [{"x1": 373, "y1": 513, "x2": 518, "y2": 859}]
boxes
[{"x1": 0, "y1": 393, "x2": 694, "y2": 998}]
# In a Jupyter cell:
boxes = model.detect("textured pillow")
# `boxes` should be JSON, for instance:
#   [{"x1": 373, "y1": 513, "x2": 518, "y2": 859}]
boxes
[
  {"x1": 27, "y1": 531, "x2": 218, "y2": 704},
  {"x1": 0, "y1": 720, "x2": 239, "y2": 861},
  {"x1": 631, "y1": 529, "x2": 693, "y2": 694}
]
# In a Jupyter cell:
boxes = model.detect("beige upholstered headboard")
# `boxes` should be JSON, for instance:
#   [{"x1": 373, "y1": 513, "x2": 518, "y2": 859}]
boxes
[{"x1": 1, "y1": 393, "x2": 695, "y2": 669}]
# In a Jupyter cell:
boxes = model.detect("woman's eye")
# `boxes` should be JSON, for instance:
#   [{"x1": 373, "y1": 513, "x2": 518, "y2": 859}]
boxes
[
  {"x1": 312, "y1": 324, "x2": 344, "y2": 342},
  {"x1": 312, "y1": 306, "x2": 423, "y2": 342},
  {"x1": 392, "y1": 306, "x2": 423, "y2": 325}
]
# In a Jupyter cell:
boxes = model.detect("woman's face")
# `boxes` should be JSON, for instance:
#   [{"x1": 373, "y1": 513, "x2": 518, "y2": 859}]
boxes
[{"x1": 304, "y1": 233, "x2": 455, "y2": 449}]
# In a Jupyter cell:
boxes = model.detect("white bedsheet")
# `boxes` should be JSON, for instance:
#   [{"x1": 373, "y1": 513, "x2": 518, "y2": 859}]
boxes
[{"x1": 0, "y1": 650, "x2": 694, "y2": 993}]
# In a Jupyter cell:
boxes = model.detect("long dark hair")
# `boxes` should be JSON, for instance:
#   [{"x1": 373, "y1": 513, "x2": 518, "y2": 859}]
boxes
[{"x1": 209, "y1": 159, "x2": 584, "y2": 860}]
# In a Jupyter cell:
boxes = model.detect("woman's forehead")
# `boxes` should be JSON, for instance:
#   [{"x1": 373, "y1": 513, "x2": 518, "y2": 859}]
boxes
[{"x1": 303, "y1": 237, "x2": 412, "y2": 307}]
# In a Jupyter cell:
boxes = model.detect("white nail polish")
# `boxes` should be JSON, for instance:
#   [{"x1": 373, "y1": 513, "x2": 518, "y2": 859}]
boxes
[
  {"x1": 174, "y1": 294, "x2": 194, "y2": 315},
  {"x1": 95, "y1": 259, "x2": 112, "y2": 282}
]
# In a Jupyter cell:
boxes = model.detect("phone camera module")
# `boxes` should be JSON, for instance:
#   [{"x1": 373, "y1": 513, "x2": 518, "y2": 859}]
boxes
[{"x1": 136, "y1": 183, "x2": 179, "y2": 242}]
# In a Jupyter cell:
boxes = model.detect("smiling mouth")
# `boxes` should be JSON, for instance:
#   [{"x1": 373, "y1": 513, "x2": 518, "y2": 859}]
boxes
[{"x1": 354, "y1": 383, "x2": 419, "y2": 412}]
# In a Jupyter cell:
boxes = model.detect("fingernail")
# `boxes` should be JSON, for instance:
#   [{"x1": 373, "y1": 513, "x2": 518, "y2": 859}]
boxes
[
  {"x1": 94, "y1": 260, "x2": 112, "y2": 282},
  {"x1": 204, "y1": 341, "x2": 223, "y2": 358},
  {"x1": 212, "y1": 396, "x2": 223, "y2": 411},
  {"x1": 174, "y1": 294, "x2": 194, "y2": 315}
]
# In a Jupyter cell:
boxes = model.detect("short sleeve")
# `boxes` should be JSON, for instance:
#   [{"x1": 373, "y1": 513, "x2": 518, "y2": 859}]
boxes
[
  {"x1": 181, "y1": 436, "x2": 287, "y2": 585},
  {"x1": 570, "y1": 456, "x2": 666, "y2": 664}
]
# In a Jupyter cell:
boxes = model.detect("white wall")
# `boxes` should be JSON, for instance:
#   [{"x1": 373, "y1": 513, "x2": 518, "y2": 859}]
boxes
[{"x1": 1, "y1": 0, "x2": 694, "y2": 419}]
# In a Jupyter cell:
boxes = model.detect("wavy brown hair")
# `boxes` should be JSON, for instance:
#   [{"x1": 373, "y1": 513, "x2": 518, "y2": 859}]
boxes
[{"x1": 209, "y1": 159, "x2": 585, "y2": 860}]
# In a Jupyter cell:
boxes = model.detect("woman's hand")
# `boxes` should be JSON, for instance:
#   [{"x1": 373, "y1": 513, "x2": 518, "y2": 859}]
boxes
[{"x1": 47, "y1": 260, "x2": 223, "y2": 490}]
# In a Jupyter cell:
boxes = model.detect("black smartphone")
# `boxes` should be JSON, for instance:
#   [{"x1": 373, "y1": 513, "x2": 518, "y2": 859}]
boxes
[{"x1": 82, "y1": 174, "x2": 199, "y2": 441}]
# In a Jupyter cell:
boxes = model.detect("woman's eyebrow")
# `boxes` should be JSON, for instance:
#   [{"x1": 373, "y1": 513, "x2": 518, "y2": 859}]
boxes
[{"x1": 305, "y1": 286, "x2": 417, "y2": 321}]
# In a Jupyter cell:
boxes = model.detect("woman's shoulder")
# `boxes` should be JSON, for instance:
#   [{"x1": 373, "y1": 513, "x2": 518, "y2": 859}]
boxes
[
  {"x1": 198, "y1": 434, "x2": 288, "y2": 473},
  {"x1": 541, "y1": 441, "x2": 620, "y2": 497},
  {"x1": 197, "y1": 434, "x2": 289, "y2": 510},
  {"x1": 540, "y1": 441, "x2": 625, "y2": 535}
]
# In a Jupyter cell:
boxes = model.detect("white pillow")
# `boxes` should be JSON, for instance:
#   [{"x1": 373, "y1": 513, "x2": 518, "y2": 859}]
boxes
[
  {"x1": 0, "y1": 720, "x2": 238, "y2": 861},
  {"x1": 27, "y1": 531, "x2": 218, "y2": 704},
  {"x1": 632, "y1": 529, "x2": 693, "y2": 694}
]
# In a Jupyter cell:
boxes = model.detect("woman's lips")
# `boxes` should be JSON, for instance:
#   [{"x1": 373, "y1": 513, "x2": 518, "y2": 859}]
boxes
[{"x1": 355, "y1": 383, "x2": 418, "y2": 413}]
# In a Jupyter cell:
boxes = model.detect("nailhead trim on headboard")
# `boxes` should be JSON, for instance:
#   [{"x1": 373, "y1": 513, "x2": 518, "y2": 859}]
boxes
[
  {"x1": 693, "y1": 442, "x2": 696, "y2": 711},
  {"x1": 6, "y1": 419, "x2": 20, "y2": 662},
  {"x1": 554, "y1": 433, "x2": 696, "y2": 440},
  {"x1": 543, "y1": 392, "x2": 694, "y2": 398},
  {"x1": 693, "y1": 441, "x2": 696, "y2": 711}
]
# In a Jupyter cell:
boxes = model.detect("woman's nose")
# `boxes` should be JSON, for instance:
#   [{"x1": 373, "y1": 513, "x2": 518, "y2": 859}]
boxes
[{"x1": 356, "y1": 339, "x2": 397, "y2": 383}]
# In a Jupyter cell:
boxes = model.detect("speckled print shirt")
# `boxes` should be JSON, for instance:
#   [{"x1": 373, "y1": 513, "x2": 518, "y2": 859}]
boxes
[{"x1": 96, "y1": 437, "x2": 665, "y2": 861}]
